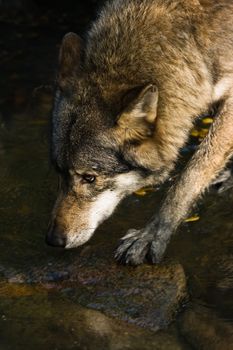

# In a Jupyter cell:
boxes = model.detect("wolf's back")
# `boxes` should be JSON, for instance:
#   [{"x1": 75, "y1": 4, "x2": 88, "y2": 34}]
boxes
[{"x1": 85, "y1": 0, "x2": 201, "y2": 80}]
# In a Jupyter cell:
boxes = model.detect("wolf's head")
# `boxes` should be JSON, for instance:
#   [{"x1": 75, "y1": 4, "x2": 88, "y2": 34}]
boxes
[{"x1": 46, "y1": 33, "x2": 170, "y2": 248}]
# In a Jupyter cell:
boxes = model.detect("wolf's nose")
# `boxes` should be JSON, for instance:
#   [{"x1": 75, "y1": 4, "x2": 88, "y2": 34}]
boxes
[{"x1": 46, "y1": 223, "x2": 66, "y2": 248}]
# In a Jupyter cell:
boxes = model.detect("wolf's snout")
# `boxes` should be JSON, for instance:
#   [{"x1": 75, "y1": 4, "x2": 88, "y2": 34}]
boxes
[{"x1": 46, "y1": 222, "x2": 66, "y2": 248}]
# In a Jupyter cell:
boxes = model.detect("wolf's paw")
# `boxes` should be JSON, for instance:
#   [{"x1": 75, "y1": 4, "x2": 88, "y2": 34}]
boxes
[{"x1": 115, "y1": 228, "x2": 166, "y2": 265}]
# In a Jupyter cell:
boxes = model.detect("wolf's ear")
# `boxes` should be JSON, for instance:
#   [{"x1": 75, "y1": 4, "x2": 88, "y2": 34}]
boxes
[
  {"x1": 117, "y1": 84, "x2": 159, "y2": 141},
  {"x1": 58, "y1": 32, "x2": 83, "y2": 90}
]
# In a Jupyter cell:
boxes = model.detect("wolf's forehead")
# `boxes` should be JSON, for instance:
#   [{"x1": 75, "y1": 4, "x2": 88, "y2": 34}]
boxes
[
  {"x1": 70, "y1": 142, "x2": 131, "y2": 174},
  {"x1": 67, "y1": 115, "x2": 129, "y2": 173}
]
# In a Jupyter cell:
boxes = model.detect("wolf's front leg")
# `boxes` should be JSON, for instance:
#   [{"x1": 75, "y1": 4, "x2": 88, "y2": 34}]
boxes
[{"x1": 116, "y1": 94, "x2": 233, "y2": 265}]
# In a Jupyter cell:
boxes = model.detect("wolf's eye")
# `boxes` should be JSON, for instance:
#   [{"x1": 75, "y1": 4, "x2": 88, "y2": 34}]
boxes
[{"x1": 82, "y1": 174, "x2": 96, "y2": 184}]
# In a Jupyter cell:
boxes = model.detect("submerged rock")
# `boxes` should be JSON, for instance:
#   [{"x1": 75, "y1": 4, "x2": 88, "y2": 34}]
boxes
[
  {"x1": 179, "y1": 304, "x2": 233, "y2": 350},
  {"x1": 0, "y1": 290, "x2": 188, "y2": 350}
]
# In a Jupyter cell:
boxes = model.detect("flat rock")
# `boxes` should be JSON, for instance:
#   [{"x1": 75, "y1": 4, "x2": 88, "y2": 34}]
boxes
[
  {"x1": 64, "y1": 261, "x2": 188, "y2": 331},
  {"x1": 2, "y1": 258, "x2": 187, "y2": 331}
]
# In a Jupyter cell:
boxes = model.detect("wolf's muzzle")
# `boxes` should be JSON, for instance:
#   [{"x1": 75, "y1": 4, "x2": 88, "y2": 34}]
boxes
[{"x1": 46, "y1": 223, "x2": 66, "y2": 248}]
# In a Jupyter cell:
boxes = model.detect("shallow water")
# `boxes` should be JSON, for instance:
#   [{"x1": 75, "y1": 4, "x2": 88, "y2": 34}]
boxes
[{"x1": 0, "y1": 7, "x2": 233, "y2": 350}]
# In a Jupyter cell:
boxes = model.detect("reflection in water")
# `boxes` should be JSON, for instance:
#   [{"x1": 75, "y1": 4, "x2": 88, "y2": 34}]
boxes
[{"x1": 0, "y1": 5, "x2": 232, "y2": 350}]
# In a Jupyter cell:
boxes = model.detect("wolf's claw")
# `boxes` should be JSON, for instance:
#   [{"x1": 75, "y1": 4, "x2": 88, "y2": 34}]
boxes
[
  {"x1": 115, "y1": 229, "x2": 150, "y2": 265},
  {"x1": 115, "y1": 228, "x2": 166, "y2": 265}
]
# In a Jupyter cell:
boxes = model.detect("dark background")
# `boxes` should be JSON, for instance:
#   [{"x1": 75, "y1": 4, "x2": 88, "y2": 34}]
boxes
[
  {"x1": 0, "y1": 0, "x2": 104, "y2": 16},
  {"x1": 0, "y1": 0, "x2": 105, "y2": 116}
]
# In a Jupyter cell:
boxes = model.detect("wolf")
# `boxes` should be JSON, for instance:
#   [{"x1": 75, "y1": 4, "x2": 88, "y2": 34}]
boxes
[{"x1": 46, "y1": 0, "x2": 233, "y2": 265}]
